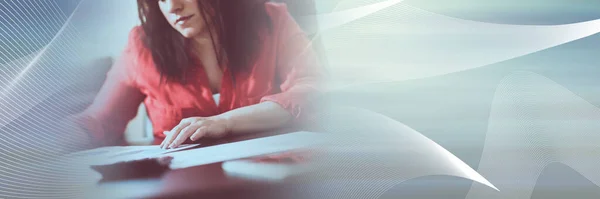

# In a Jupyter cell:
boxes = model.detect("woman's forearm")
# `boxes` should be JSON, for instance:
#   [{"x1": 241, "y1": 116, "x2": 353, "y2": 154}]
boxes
[{"x1": 217, "y1": 101, "x2": 293, "y2": 134}]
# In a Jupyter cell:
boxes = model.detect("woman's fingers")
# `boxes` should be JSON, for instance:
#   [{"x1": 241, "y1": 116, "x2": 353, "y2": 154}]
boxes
[
  {"x1": 159, "y1": 131, "x2": 170, "y2": 148},
  {"x1": 160, "y1": 117, "x2": 230, "y2": 149},
  {"x1": 161, "y1": 121, "x2": 191, "y2": 149},
  {"x1": 169, "y1": 123, "x2": 201, "y2": 149},
  {"x1": 160, "y1": 131, "x2": 175, "y2": 149}
]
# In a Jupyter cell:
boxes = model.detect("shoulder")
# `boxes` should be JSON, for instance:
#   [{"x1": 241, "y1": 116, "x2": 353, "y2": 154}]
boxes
[
  {"x1": 264, "y1": 2, "x2": 292, "y2": 25},
  {"x1": 111, "y1": 26, "x2": 154, "y2": 84},
  {"x1": 264, "y1": 2, "x2": 309, "y2": 37},
  {"x1": 125, "y1": 26, "x2": 148, "y2": 55},
  {"x1": 122, "y1": 26, "x2": 154, "y2": 69},
  {"x1": 264, "y1": 2, "x2": 289, "y2": 15}
]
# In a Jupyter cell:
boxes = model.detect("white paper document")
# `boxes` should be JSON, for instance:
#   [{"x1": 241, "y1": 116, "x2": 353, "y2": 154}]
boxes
[
  {"x1": 67, "y1": 131, "x2": 324, "y2": 168},
  {"x1": 167, "y1": 131, "x2": 324, "y2": 169}
]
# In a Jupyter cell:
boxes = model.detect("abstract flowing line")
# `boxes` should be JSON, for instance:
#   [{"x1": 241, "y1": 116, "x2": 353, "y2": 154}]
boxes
[
  {"x1": 0, "y1": 1, "x2": 69, "y2": 122},
  {"x1": 0, "y1": 1, "x2": 92, "y2": 198},
  {"x1": 466, "y1": 72, "x2": 600, "y2": 199},
  {"x1": 298, "y1": 0, "x2": 406, "y2": 33},
  {"x1": 302, "y1": 106, "x2": 497, "y2": 199},
  {"x1": 0, "y1": 4, "x2": 85, "y2": 154},
  {"x1": 0, "y1": 0, "x2": 86, "y2": 149},
  {"x1": 0, "y1": 1, "x2": 80, "y2": 98},
  {"x1": 0, "y1": 1, "x2": 77, "y2": 151},
  {"x1": 304, "y1": 1, "x2": 600, "y2": 89}
]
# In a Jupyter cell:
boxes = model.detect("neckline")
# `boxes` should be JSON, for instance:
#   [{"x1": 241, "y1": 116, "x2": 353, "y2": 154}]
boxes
[
  {"x1": 202, "y1": 65, "x2": 228, "y2": 110},
  {"x1": 190, "y1": 51, "x2": 229, "y2": 111}
]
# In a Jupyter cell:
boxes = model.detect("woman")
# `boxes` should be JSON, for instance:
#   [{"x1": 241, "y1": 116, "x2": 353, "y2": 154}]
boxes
[{"x1": 76, "y1": 0, "x2": 323, "y2": 149}]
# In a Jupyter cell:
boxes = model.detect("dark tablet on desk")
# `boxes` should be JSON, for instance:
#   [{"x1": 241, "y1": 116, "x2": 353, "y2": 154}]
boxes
[{"x1": 91, "y1": 156, "x2": 173, "y2": 183}]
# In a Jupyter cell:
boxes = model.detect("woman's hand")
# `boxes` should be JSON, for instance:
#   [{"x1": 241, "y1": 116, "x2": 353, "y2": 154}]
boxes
[
  {"x1": 160, "y1": 101, "x2": 293, "y2": 149},
  {"x1": 160, "y1": 116, "x2": 233, "y2": 149}
]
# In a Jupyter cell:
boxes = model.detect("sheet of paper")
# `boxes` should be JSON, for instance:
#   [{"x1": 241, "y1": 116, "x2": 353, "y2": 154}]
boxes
[
  {"x1": 109, "y1": 144, "x2": 199, "y2": 158},
  {"x1": 167, "y1": 131, "x2": 324, "y2": 169},
  {"x1": 68, "y1": 146, "x2": 129, "y2": 157}
]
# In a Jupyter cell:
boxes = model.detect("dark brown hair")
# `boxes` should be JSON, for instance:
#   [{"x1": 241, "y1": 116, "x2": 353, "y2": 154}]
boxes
[{"x1": 137, "y1": 0, "x2": 271, "y2": 82}]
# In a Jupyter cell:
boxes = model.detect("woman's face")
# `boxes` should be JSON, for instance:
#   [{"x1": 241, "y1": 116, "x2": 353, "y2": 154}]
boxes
[{"x1": 158, "y1": 0, "x2": 207, "y2": 38}]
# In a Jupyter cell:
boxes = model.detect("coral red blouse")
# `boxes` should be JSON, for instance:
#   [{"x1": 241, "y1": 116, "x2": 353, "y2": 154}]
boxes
[{"x1": 80, "y1": 3, "x2": 324, "y2": 145}]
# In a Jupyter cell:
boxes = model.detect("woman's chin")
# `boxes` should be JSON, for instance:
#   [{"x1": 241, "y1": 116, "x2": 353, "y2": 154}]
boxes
[{"x1": 178, "y1": 28, "x2": 201, "y2": 38}]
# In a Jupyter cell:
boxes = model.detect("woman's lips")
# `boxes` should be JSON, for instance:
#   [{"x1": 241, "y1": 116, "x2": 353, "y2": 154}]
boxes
[{"x1": 176, "y1": 15, "x2": 194, "y2": 25}]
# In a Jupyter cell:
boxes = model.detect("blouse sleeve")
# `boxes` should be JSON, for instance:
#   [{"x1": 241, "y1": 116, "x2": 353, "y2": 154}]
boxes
[
  {"x1": 260, "y1": 3, "x2": 326, "y2": 119},
  {"x1": 75, "y1": 27, "x2": 146, "y2": 146}
]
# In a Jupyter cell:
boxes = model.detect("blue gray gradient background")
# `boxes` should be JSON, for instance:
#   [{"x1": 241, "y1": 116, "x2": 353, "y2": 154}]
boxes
[
  {"x1": 0, "y1": 0, "x2": 599, "y2": 198},
  {"x1": 320, "y1": 0, "x2": 600, "y2": 198}
]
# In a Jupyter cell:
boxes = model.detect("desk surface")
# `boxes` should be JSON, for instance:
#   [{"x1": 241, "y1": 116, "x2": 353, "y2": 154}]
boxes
[
  {"x1": 87, "y1": 129, "x2": 305, "y2": 199},
  {"x1": 92, "y1": 162, "x2": 285, "y2": 199}
]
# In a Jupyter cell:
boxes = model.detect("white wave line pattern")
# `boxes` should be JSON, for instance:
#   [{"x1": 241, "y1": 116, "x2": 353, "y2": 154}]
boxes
[
  {"x1": 0, "y1": 0, "x2": 85, "y2": 155},
  {"x1": 299, "y1": 106, "x2": 497, "y2": 199},
  {"x1": 298, "y1": 0, "x2": 406, "y2": 34},
  {"x1": 0, "y1": 0, "x2": 76, "y2": 155},
  {"x1": 466, "y1": 71, "x2": 600, "y2": 199},
  {"x1": 309, "y1": 1, "x2": 600, "y2": 89},
  {"x1": 0, "y1": 0, "x2": 94, "y2": 198},
  {"x1": 0, "y1": 0, "x2": 70, "y2": 128},
  {"x1": 0, "y1": 0, "x2": 86, "y2": 144}
]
